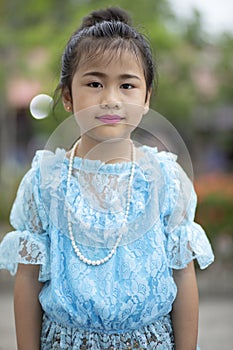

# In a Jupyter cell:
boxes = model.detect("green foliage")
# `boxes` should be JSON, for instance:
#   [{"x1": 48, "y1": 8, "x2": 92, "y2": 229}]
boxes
[
  {"x1": 195, "y1": 173, "x2": 233, "y2": 255},
  {"x1": 183, "y1": 9, "x2": 207, "y2": 48},
  {"x1": 216, "y1": 34, "x2": 233, "y2": 103},
  {"x1": 196, "y1": 193, "x2": 233, "y2": 240}
]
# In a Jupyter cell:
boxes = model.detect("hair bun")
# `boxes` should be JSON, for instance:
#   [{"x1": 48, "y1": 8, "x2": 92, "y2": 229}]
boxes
[{"x1": 80, "y1": 7, "x2": 132, "y2": 29}]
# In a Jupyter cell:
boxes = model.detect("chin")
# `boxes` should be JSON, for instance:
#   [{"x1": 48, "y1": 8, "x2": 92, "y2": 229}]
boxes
[{"x1": 84, "y1": 125, "x2": 133, "y2": 142}]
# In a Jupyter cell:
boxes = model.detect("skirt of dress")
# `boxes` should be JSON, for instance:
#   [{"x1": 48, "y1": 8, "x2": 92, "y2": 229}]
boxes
[{"x1": 41, "y1": 313, "x2": 175, "y2": 350}]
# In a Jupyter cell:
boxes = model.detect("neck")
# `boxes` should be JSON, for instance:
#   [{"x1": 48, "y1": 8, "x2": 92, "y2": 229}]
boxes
[{"x1": 76, "y1": 135, "x2": 133, "y2": 163}]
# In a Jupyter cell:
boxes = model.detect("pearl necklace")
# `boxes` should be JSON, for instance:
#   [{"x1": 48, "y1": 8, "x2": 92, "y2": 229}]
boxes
[{"x1": 67, "y1": 140, "x2": 136, "y2": 266}]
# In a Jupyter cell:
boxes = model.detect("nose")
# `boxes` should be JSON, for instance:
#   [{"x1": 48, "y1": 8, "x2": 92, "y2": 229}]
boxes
[
  {"x1": 100, "y1": 102, "x2": 120, "y2": 110},
  {"x1": 100, "y1": 88, "x2": 121, "y2": 110}
]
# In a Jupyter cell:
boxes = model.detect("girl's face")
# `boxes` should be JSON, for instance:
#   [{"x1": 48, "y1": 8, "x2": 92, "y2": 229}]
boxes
[{"x1": 63, "y1": 49, "x2": 151, "y2": 144}]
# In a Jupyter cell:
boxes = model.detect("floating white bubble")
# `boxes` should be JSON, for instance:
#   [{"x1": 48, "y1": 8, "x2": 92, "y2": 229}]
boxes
[{"x1": 30, "y1": 94, "x2": 53, "y2": 119}]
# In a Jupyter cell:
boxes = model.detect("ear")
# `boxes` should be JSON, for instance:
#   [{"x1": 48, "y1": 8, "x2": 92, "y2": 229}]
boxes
[
  {"x1": 62, "y1": 87, "x2": 73, "y2": 112},
  {"x1": 143, "y1": 88, "x2": 152, "y2": 115}
]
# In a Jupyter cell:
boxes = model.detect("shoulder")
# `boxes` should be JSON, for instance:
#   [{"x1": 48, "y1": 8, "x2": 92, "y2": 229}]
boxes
[
  {"x1": 16, "y1": 148, "x2": 67, "y2": 194},
  {"x1": 140, "y1": 145, "x2": 195, "y2": 208},
  {"x1": 31, "y1": 148, "x2": 66, "y2": 170},
  {"x1": 142, "y1": 146, "x2": 192, "y2": 182},
  {"x1": 139, "y1": 146, "x2": 178, "y2": 178},
  {"x1": 139, "y1": 145, "x2": 177, "y2": 161},
  {"x1": 30, "y1": 147, "x2": 66, "y2": 178}
]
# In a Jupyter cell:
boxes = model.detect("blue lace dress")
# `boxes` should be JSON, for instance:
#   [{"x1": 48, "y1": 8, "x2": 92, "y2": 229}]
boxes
[{"x1": 0, "y1": 146, "x2": 214, "y2": 349}]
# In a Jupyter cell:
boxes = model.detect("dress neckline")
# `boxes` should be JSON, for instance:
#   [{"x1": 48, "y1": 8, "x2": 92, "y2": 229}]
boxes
[{"x1": 63, "y1": 145, "x2": 157, "y2": 173}]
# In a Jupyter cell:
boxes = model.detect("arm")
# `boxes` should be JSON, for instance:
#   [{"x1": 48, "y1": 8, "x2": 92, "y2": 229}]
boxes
[
  {"x1": 171, "y1": 261, "x2": 199, "y2": 350},
  {"x1": 14, "y1": 263, "x2": 44, "y2": 350}
]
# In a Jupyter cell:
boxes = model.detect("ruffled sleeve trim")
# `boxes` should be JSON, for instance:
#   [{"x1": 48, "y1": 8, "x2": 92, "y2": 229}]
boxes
[
  {"x1": 166, "y1": 222, "x2": 214, "y2": 270},
  {"x1": 0, "y1": 230, "x2": 50, "y2": 282}
]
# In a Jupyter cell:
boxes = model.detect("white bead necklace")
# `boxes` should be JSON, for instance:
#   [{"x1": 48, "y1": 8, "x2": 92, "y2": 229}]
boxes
[{"x1": 67, "y1": 139, "x2": 136, "y2": 266}]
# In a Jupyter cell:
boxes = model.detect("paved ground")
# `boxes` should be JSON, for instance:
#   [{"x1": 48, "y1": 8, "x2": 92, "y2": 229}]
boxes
[{"x1": 1, "y1": 262, "x2": 233, "y2": 350}]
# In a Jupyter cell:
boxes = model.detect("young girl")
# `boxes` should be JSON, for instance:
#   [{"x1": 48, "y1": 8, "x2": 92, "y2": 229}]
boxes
[{"x1": 0, "y1": 7, "x2": 214, "y2": 350}]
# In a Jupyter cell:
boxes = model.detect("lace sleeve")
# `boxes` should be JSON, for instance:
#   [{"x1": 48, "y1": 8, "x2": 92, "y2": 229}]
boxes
[
  {"x1": 0, "y1": 152, "x2": 50, "y2": 281},
  {"x1": 159, "y1": 153, "x2": 214, "y2": 270},
  {"x1": 10, "y1": 159, "x2": 47, "y2": 234}
]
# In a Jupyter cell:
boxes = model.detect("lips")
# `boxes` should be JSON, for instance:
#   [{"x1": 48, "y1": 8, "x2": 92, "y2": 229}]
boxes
[{"x1": 97, "y1": 115, "x2": 123, "y2": 124}]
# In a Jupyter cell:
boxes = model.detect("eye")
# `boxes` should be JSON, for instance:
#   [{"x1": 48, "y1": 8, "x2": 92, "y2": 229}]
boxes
[
  {"x1": 121, "y1": 83, "x2": 134, "y2": 90},
  {"x1": 88, "y1": 82, "x2": 103, "y2": 88}
]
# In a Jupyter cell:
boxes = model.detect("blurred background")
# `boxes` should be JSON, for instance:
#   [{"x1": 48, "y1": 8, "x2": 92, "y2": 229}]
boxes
[{"x1": 0, "y1": 0, "x2": 232, "y2": 349}]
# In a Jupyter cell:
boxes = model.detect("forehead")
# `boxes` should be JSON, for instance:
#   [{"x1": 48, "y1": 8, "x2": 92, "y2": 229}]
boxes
[{"x1": 77, "y1": 48, "x2": 144, "y2": 75}]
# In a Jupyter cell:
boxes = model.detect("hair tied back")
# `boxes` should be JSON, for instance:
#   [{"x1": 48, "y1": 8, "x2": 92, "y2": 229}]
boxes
[{"x1": 80, "y1": 7, "x2": 132, "y2": 29}]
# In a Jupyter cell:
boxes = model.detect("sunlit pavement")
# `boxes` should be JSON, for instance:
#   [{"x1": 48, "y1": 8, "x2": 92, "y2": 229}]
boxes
[{"x1": 1, "y1": 263, "x2": 233, "y2": 350}]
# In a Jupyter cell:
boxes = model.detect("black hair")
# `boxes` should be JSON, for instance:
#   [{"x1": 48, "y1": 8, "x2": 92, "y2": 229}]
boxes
[{"x1": 55, "y1": 7, "x2": 156, "y2": 102}]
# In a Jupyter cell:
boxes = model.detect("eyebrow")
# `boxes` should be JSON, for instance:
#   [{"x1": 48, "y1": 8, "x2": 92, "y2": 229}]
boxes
[{"x1": 82, "y1": 71, "x2": 141, "y2": 80}]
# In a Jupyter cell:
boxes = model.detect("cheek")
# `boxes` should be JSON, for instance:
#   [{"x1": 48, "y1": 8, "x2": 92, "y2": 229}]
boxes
[
  {"x1": 127, "y1": 89, "x2": 147, "y2": 104},
  {"x1": 125, "y1": 104, "x2": 145, "y2": 126},
  {"x1": 73, "y1": 93, "x2": 99, "y2": 112},
  {"x1": 74, "y1": 106, "x2": 100, "y2": 132}
]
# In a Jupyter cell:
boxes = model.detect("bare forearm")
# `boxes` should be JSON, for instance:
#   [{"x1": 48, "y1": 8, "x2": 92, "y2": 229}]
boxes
[
  {"x1": 171, "y1": 261, "x2": 199, "y2": 350},
  {"x1": 14, "y1": 264, "x2": 44, "y2": 350}
]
